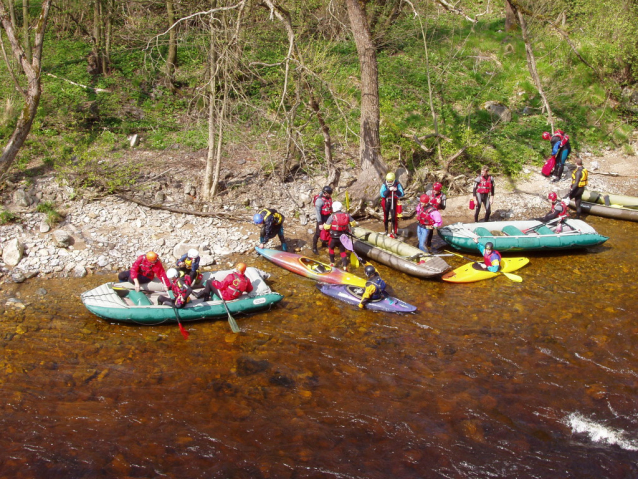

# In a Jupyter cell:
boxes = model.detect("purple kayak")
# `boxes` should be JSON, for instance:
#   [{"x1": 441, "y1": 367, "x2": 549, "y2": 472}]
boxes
[{"x1": 316, "y1": 283, "x2": 417, "y2": 313}]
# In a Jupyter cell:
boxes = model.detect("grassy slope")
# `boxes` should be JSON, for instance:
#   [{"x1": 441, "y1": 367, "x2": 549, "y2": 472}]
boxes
[{"x1": 0, "y1": 9, "x2": 632, "y2": 187}]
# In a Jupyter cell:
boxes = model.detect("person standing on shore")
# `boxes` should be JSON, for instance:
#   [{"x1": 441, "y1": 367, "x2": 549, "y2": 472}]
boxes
[
  {"x1": 380, "y1": 172, "x2": 404, "y2": 238},
  {"x1": 311, "y1": 186, "x2": 333, "y2": 255},
  {"x1": 472, "y1": 166, "x2": 494, "y2": 223},
  {"x1": 542, "y1": 130, "x2": 572, "y2": 182},
  {"x1": 569, "y1": 158, "x2": 588, "y2": 219},
  {"x1": 415, "y1": 194, "x2": 442, "y2": 254}
]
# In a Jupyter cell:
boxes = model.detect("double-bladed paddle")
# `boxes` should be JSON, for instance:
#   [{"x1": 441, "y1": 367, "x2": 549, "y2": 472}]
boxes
[
  {"x1": 444, "y1": 250, "x2": 523, "y2": 282},
  {"x1": 340, "y1": 234, "x2": 366, "y2": 267}
]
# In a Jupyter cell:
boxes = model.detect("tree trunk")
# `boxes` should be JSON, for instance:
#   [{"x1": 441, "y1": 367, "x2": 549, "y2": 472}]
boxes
[
  {"x1": 166, "y1": 0, "x2": 177, "y2": 92},
  {"x1": 507, "y1": 0, "x2": 554, "y2": 131},
  {"x1": 504, "y1": 0, "x2": 518, "y2": 32},
  {"x1": 22, "y1": 0, "x2": 31, "y2": 62},
  {"x1": 345, "y1": 0, "x2": 386, "y2": 201},
  {"x1": 0, "y1": 0, "x2": 52, "y2": 177},
  {"x1": 202, "y1": 6, "x2": 219, "y2": 202}
]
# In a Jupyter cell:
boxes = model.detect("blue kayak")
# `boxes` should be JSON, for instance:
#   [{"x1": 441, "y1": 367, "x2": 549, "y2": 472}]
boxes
[{"x1": 316, "y1": 283, "x2": 417, "y2": 313}]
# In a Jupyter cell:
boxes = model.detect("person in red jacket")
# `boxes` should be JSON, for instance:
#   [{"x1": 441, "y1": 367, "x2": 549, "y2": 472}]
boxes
[
  {"x1": 195, "y1": 263, "x2": 253, "y2": 301},
  {"x1": 158, "y1": 268, "x2": 193, "y2": 308},
  {"x1": 117, "y1": 251, "x2": 170, "y2": 292}
]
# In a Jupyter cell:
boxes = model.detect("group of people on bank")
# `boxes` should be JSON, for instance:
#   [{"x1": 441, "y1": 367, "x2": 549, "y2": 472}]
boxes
[{"x1": 117, "y1": 128, "x2": 588, "y2": 307}]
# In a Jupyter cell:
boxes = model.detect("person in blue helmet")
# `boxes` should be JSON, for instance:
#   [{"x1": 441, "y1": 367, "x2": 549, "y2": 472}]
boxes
[
  {"x1": 253, "y1": 208, "x2": 288, "y2": 251},
  {"x1": 358, "y1": 265, "x2": 388, "y2": 310},
  {"x1": 472, "y1": 237, "x2": 501, "y2": 272}
]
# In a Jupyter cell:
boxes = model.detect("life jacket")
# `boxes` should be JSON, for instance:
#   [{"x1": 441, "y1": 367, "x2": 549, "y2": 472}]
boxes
[
  {"x1": 226, "y1": 272, "x2": 249, "y2": 300},
  {"x1": 476, "y1": 175, "x2": 493, "y2": 194},
  {"x1": 572, "y1": 168, "x2": 588, "y2": 187},
  {"x1": 552, "y1": 201, "x2": 569, "y2": 219},
  {"x1": 329, "y1": 212, "x2": 350, "y2": 236},
  {"x1": 428, "y1": 192, "x2": 443, "y2": 209},
  {"x1": 483, "y1": 250, "x2": 502, "y2": 270},
  {"x1": 138, "y1": 258, "x2": 157, "y2": 279},
  {"x1": 260, "y1": 208, "x2": 284, "y2": 226},
  {"x1": 384, "y1": 181, "x2": 401, "y2": 200},
  {"x1": 170, "y1": 277, "x2": 190, "y2": 307},
  {"x1": 417, "y1": 205, "x2": 437, "y2": 226},
  {"x1": 365, "y1": 275, "x2": 386, "y2": 300},
  {"x1": 313, "y1": 194, "x2": 333, "y2": 216}
]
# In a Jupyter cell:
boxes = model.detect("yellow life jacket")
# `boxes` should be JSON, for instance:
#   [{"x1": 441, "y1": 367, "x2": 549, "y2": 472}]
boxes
[{"x1": 572, "y1": 167, "x2": 588, "y2": 187}]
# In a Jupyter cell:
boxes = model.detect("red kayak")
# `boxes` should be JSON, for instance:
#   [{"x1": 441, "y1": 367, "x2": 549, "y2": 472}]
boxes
[{"x1": 256, "y1": 247, "x2": 366, "y2": 287}]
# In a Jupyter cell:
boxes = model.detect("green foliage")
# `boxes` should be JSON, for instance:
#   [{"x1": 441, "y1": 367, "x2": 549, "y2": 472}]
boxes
[
  {"x1": 0, "y1": 209, "x2": 18, "y2": 225},
  {"x1": 36, "y1": 201, "x2": 63, "y2": 226}
]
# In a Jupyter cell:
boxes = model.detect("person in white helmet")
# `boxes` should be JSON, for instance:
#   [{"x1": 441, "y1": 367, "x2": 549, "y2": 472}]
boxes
[
  {"x1": 176, "y1": 248, "x2": 201, "y2": 285},
  {"x1": 323, "y1": 201, "x2": 356, "y2": 271},
  {"x1": 158, "y1": 268, "x2": 193, "y2": 308}
]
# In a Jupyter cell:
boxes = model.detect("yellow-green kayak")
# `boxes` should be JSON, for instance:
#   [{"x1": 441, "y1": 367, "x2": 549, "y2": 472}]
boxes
[{"x1": 442, "y1": 257, "x2": 529, "y2": 283}]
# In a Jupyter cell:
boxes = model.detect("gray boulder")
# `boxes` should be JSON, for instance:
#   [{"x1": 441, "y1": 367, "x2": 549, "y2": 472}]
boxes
[
  {"x1": 52, "y1": 230, "x2": 73, "y2": 248},
  {"x1": 484, "y1": 101, "x2": 512, "y2": 122},
  {"x1": 12, "y1": 189, "x2": 31, "y2": 207},
  {"x1": 2, "y1": 238, "x2": 24, "y2": 266}
]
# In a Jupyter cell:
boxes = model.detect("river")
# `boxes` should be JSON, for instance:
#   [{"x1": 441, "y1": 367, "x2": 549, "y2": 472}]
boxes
[{"x1": 1, "y1": 215, "x2": 636, "y2": 478}]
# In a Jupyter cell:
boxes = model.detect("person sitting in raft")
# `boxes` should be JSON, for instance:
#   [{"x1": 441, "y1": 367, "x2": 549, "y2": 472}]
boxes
[
  {"x1": 253, "y1": 208, "x2": 288, "y2": 252},
  {"x1": 358, "y1": 265, "x2": 388, "y2": 310},
  {"x1": 380, "y1": 172, "x2": 405, "y2": 238},
  {"x1": 537, "y1": 192, "x2": 569, "y2": 226},
  {"x1": 472, "y1": 237, "x2": 501, "y2": 272},
  {"x1": 158, "y1": 268, "x2": 193, "y2": 308},
  {"x1": 176, "y1": 248, "x2": 201, "y2": 285},
  {"x1": 415, "y1": 194, "x2": 442, "y2": 255},
  {"x1": 195, "y1": 262, "x2": 253, "y2": 301},
  {"x1": 323, "y1": 201, "x2": 356, "y2": 271},
  {"x1": 117, "y1": 251, "x2": 170, "y2": 292},
  {"x1": 425, "y1": 182, "x2": 447, "y2": 210}
]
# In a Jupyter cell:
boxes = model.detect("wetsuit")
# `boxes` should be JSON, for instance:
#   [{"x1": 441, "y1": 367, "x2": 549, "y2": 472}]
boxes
[
  {"x1": 196, "y1": 271, "x2": 254, "y2": 301},
  {"x1": 539, "y1": 201, "x2": 569, "y2": 224},
  {"x1": 380, "y1": 181, "x2": 405, "y2": 235},
  {"x1": 118, "y1": 255, "x2": 170, "y2": 288},
  {"x1": 551, "y1": 134, "x2": 572, "y2": 181},
  {"x1": 569, "y1": 166, "x2": 588, "y2": 219},
  {"x1": 158, "y1": 277, "x2": 192, "y2": 308},
  {"x1": 359, "y1": 274, "x2": 387, "y2": 309},
  {"x1": 176, "y1": 253, "x2": 200, "y2": 284},
  {"x1": 473, "y1": 174, "x2": 494, "y2": 222},
  {"x1": 312, "y1": 193, "x2": 332, "y2": 252},
  {"x1": 475, "y1": 243, "x2": 502, "y2": 272},
  {"x1": 324, "y1": 211, "x2": 354, "y2": 269},
  {"x1": 259, "y1": 208, "x2": 287, "y2": 251}
]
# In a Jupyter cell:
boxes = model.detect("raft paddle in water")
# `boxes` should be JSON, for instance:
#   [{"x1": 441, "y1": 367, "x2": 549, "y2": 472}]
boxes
[
  {"x1": 255, "y1": 247, "x2": 366, "y2": 287},
  {"x1": 442, "y1": 257, "x2": 529, "y2": 283},
  {"x1": 316, "y1": 283, "x2": 417, "y2": 313}
]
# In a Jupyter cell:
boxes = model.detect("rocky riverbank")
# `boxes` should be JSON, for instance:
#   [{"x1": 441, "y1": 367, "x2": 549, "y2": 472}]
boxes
[{"x1": 1, "y1": 148, "x2": 636, "y2": 285}]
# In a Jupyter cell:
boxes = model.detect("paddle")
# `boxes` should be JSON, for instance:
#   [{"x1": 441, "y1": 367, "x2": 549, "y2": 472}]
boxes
[
  {"x1": 344, "y1": 191, "x2": 358, "y2": 266},
  {"x1": 172, "y1": 302, "x2": 190, "y2": 340},
  {"x1": 444, "y1": 249, "x2": 523, "y2": 282},
  {"x1": 521, "y1": 217, "x2": 561, "y2": 234},
  {"x1": 210, "y1": 284, "x2": 241, "y2": 333},
  {"x1": 340, "y1": 234, "x2": 366, "y2": 267}
]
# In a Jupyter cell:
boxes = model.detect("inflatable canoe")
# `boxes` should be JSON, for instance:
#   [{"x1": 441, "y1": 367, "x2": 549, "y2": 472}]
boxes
[
  {"x1": 81, "y1": 267, "x2": 283, "y2": 324},
  {"x1": 256, "y1": 247, "x2": 366, "y2": 287},
  {"x1": 316, "y1": 283, "x2": 417, "y2": 313},
  {"x1": 569, "y1": 189, "x2": 638, "y2": 222},
  {"x1": 442, "y1": 257, "x2": 529, "y2": 283}
]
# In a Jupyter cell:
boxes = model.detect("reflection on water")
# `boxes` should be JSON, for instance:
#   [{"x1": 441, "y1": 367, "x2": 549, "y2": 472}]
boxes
[{"x1": 1, "y1": 216, "x2": 637, "y2": 478}]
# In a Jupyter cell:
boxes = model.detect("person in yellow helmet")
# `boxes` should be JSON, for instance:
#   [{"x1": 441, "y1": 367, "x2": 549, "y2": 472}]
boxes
[
  {"x1": 195, "y1": 263, "x2": 253, "y2": 301},
  {"x1": 379, "y1": 171, "x2": 404, "y2": 238},
  {"x1": 117, "y1": 251, "x2": 170, "y2": 292}
]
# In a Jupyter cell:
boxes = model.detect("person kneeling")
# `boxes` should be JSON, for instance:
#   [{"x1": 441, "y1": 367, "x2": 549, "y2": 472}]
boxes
[
  {"x1": 158, "y1": 268, "x2": 193, "y2": 308},
  {"x1": 359, "y1": 265, "x2": 388, "y2": 309},
  {"x1": 195, "y1": 263, "x2": 253, "y2": 301},
  {"x1": 473, "y1": 238, "x2": 501, "y2": 272}
]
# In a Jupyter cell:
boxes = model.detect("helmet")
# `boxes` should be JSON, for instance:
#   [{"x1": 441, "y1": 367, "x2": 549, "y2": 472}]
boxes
[
  {"x1": 433, "y1": 182, "x2": 443, "y2": 192},
  {"x1": 322, "y1": 185, "x2": 333, "y2": 195},
  {"x1": 236, "y1": 262, "x2": 247, "y2": 274},
  {"x1": 419, "y1": 194, "x2": 430, "y2": 204},
  {"x1": 485, "y1": 242, "x2": 494, "y2": 250},
  {"x1": 332, "y1": 201, "x2": 343, "y2": 212},
  {"x1": 542, "y1": 131, "x2": 551, "y2": 140},
  {"x1": 187, "y1": 248, "x2": 199, "y2": 258},
  {"x1": 548, "y1": 192, "x2": 557, "y2": 201},
  {"x1": 167, "y1": 268, "x2": 179, "y2": 279},
  {"x1": 385, "y1": 172, "x2": 395, "y2": 182},
  {"x1": 253, "y1": 213, "x2": 264, "y2": 224},
  {"x1": 364, "y1": 265, "x2": 376, "y2": 277},
  {"x1": 146, "y1": 251, "x2": 158, "y2": 263}
]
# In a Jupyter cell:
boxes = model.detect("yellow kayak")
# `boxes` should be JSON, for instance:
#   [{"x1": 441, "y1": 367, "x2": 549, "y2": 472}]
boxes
[{"x1": 442, "y1": 257, "x2": 529, "y2": 283}]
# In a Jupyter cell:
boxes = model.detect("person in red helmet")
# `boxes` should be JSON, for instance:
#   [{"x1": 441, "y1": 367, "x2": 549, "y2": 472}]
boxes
[
  {"x1": 538, "y1": 191, "x2": 569, "y2": 224},
  {"x1": 426, "y1": 182, "x2": 447, "y2": 210},
  {"x1": 472, "y1": 165, "x2": 495, "y2": 222},
  {"x1": 323, "y1": 201, "x2": 356, "y2": 271},
  {"x1": 195, "y1": 263, "x2": 254, "y2": 301},
  {"x1": 542, "y1": 129, "x2": 572, "y2": 182},
  {"x1": 311, "y1": 185, "x2": 333, "y2": 254},
  {"x1": 118, "y1": 251, "x2": 170, "y2": 292},
  {"x1": 415, "y1": 194, "x2": 442, "y2": 254}
]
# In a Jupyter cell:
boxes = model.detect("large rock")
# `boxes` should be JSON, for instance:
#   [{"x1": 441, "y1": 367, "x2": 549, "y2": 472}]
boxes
[
  {"x1": 173, "y1": 242, "x2": 201, "y2": 259},
  {"x1": 484, "y1": 101, "x2": 512, "y2": 122},
  {"x1": 12, "y1": 189, "x2": 31, "y2": 207},
  {"x1": 52, "y1": 230, "x2": 73, "y2": 248},
  {"x1": 2, "y1": 238, "x2": 24, "y2": 266},
  {"x1": 73, "y1": 265, "x2": 87, "y2": 278}
]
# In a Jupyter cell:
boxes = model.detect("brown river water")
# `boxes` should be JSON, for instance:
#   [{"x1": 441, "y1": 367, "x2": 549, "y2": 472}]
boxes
[{"x1": 1, "y1": 216, "x2": 636, "y2": 478}]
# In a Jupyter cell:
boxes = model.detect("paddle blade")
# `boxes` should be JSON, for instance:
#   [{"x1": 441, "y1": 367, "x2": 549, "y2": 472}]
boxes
[
  {"x1": 501, "y1": 272, "x2": 523, "y2": 282},
  {"x1": 340, "y1": 234, "x2": 354, "y2": 251},
  {"x1": 228, "y1": 314, "x2": 241, "y2": 333},
  {"x1": 178, "y1": 322, "x2": 190, "y2": 339},
  {"x1": 350, "y1": 252, "x2": 359, "y2": 268}
]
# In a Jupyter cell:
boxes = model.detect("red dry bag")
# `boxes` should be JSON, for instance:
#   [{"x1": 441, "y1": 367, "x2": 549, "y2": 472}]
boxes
[
  {"x1": 469, "y1": 199, "x2": 475, "y2": 210},
  {"x1": 541, "y1": 156, "x2": 556, "y2": 177},
  {"x1": 320, "y1": 229, "x2": 330, "y2": 242}
]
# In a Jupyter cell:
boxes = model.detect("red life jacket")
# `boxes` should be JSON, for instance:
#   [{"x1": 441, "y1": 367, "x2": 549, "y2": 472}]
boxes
[
  {"x1": 313, "y1": 194, "x2": 333, "y2": 216},
  {"x1": 477, "y1": 175, "x2": 493, "y2": 194},
  {"x1": 330, "y1": 213, "x2": 350, "y2": 233},
  {"x1": 170, "y1": 278, "x2": 190, "y2": 306},
  {"x1": 418, "y1": 205, "x2": 437, "y2": 226},
  {"x1": 484, "y1": 250, "x2": 502, "y2": 268},
  {"x1": 226, "y1": 272, "x2": 249, "y2": 300},
  {"x1": 552, "y1": 201, "x2": 569, "y2": 218},
  {"x1": 138, "y1": 258, "x2": 157, "y2": 279}
]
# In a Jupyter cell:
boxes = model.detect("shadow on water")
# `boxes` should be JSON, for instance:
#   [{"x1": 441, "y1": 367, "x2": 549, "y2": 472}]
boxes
[{"x1": 0, "y1": 215, "x2": 637, "y2": 478}]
